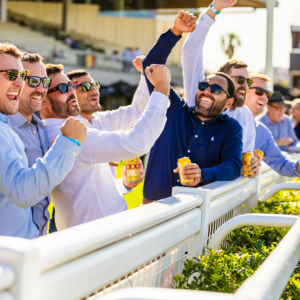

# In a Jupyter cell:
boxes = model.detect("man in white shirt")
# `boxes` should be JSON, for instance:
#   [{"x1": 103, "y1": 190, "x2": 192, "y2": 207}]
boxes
[
  {"x1": 181, "y1": 0, "x2": 259, "y2": 177},
  {"x1": 41, "y1": 63, "x2": 171, "y2": 230}
]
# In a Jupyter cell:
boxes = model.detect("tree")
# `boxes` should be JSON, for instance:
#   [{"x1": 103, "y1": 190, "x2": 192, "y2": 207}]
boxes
[{"x1": 221, "y1": 33, "x2": 241, "y2": 60}]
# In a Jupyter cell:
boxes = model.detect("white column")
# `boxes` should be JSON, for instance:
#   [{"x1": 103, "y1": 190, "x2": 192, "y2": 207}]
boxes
[
  {"x1": 266, "y1": 0, "x2": 275, "y2": 91},
  {"x1": 0, "y1": 0, "x2": 7, "y2": 23}
]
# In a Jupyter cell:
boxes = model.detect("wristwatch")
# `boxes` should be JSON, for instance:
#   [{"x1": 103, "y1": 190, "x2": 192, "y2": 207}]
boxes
[{"x1": 209, "y1": 3, "x2": 220, "y2": 15}]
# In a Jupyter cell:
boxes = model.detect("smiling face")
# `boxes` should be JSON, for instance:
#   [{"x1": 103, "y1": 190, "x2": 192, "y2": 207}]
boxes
[
  {"x1": 228, "y1": 67, "x2": 250, "y2": 108},
  {"x1": 0, "y1": 53, "x2": 24, "y2": 115},
  {"x1": 75, "y1": 75, "x2": 100, "y2": 114},
  {"x1": 18, "y1": 61, "x2": 47, "y2": 119},
  {"x1": 194, "y1": 74, "x2": 232, "y2": 119},
  {"x1": 245, "y1": 78, "x2": 268, "y2": 117},
  {"x1": 267, "y1": 103, "x2": 286, "y2": 123},
  {"x1": 43, "y1": 72, "x2": 80, "y2": 119}
]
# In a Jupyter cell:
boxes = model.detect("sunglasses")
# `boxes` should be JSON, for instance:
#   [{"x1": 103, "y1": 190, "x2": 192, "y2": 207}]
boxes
[
  {"x1": 0, "y1": 69, "x2": 29, "y2": 81},
  {"x1": 79, "y1": 81, "x2": 100, "y2": 92},
  {"x1": 47, "y1": 80, "x2": 79, "y2": 94},
  {"x1": 249, "y1": 87, "x2": 273, "y2": 99},
  {"x1": 269, "y1": 104, "x2": 287, "y2": 112},
  {"x1": 231, "y1": 76, "x2": 253, "y2": 87},
  {"x1": 27, "y1": 76, "x2": 52, "y2": 88},
  {"x1": 198, "y1": 82, "x2": 231, "y2": 98}
]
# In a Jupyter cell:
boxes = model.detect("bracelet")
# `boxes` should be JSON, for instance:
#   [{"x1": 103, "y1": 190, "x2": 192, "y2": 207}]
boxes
[
  {"x1": 123, "y1": 183, "x2": 131, "y2": 191},
  {"x1": 65, "y1": 137, "x2": 81, "y2": 147},
  {"x1": 209, "y1": 3, "x2": 220, "y2": 15}
]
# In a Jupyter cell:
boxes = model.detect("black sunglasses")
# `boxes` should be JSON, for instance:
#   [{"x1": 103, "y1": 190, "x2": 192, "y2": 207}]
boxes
[
  {"x1": 27, "y1": 76, "x2": 52, "y2": 88},
  {"x1": 0, "y1": 69, "x2": 29, "y2": 81},
  {"x1": 79, "y1": 81, "x2": 100, "y2": 92},
  {"x1": 198, "y1": 82, "x2": 231, "y2": 98},
  {"x1": 231, "y1": 76, "x2": 253, "y2": 87},
  {"x1": 47, "y1": 80, "x2": 79, "y2": 94},
  {"x1": 249, "y1": 87, "x2": 273, "y2": 99}
]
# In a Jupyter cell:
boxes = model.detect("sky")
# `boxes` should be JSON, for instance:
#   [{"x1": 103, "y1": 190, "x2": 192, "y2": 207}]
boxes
[{"x1": 199, "y1": 0, "x2": 299, "y2": 74}]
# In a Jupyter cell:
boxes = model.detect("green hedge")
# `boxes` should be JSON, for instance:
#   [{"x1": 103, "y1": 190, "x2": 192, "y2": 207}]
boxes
[{"x1": 173, "y1": 178, "x2": 300, "y2": 299}]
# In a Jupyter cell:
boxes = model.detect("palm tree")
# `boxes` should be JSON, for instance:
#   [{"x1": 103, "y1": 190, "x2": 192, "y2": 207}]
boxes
[{"x1": 221, "y1": 33, "x2": 241, "y2": 60}]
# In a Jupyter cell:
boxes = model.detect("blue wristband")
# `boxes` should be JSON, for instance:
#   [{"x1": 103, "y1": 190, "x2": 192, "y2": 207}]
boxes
[
  {"x1": 123, "y1": 183, "x2": 131, "y2": 191},
  {"x1": 65, "y1": 137, "x2": 81, "y2": 147},
  {"x1": 209, "y1": 3, "x2": 220, "y2": 15}
]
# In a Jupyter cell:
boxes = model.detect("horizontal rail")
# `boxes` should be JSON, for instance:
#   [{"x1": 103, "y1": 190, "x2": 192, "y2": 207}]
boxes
[
  {"x1": 236, "y1": 216, "x2": 300, "y2": 299},
  {"x1": 31, "y1": 193, "x2": 203, "y2": 273},
  {"x1": 0, "y1": 265, "x2": 15, "y2": 292},
  {"x1": 208, "y1": 214, "x2": 299, "y2": 250},
  {"x1": 260, "y1": 182, "x2": 300, "y2": 202},
  {"x1": 99, "y1": 287, "x2": 235, "y2": 300}
]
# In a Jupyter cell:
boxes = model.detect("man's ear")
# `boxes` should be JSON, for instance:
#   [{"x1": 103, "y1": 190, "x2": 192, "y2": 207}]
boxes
[
  {"x1": 224, "y1": 97, "x2": 234, "y2": 109},
  {"x1": 42, "y1": 96, "x2": 50, "y2": 108}
]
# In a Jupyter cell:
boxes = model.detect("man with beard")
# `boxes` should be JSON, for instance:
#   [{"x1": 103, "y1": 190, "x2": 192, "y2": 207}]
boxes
[
  {"x1": 0, "y1": 44, "x2": 88, "y2": 238},
  {"x1": 141, "y1": 11, "x2": 243, "y2": 203},
  {"x1": 245, "y1": 73, "x2": 300, "y2": 176},
  {"x1": 41, "y1": 63, "x2": 172, "y2": 230},
  {"x1": 181, "y1": 0, "x2": 256, "y2": 156}
]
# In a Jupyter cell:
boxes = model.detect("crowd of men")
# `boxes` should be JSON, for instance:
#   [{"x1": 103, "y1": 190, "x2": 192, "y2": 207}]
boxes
[{"x1": 1, "y1": 0, "x2": 300, "y2": 239}]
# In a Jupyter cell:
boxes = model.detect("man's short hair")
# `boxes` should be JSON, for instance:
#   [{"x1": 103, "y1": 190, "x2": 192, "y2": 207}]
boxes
[
  {"x1": 210, "y1": 72, "x2": 235, "y2": 99},
  {"x1": 0, "y1": 42, "x2": 22, "y2": 59},
  {"x1": 218, "y1": 59, "x2": 248, "y2": 75},
  {"x1": 250, "y1": 73, "x2": 270, "y2": 82},
  {"x1": 21, "y1": 52, "x2": 44, "y2": 63},
  {"x1": 66, "y1": 69, "x2": 90, "y2": 81},
  {"x1": 44, "y1": 63, "x2": 64, "y2": 76}
]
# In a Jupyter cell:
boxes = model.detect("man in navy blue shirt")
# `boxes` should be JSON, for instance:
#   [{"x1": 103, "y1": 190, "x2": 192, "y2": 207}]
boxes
[{"x1": 142, "y1": 11, "x2": 243, "y2": 203}]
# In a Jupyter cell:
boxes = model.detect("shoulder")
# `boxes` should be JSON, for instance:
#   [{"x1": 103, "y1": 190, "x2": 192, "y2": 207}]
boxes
[
  {"x1": 283, "y1": 114, "x2": 293, "y2": 124},
  {"x1": 255, "y1": 120, "x2": 272, "y2": 138},
  {"x1": 241, "y1": 105, "x2": 254, "y2": 118},
  {"x1": 221, "y1": 114, "x2": 243, "y2": 132}
]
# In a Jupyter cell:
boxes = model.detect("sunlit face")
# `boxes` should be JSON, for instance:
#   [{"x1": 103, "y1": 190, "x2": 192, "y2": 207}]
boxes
[
  {"x1": 44, "y1": 72, "x2": 80, "y2": 118},
  {"x1": 0, "y1": 53, "x2": 24, "y2": 115},
  {"x1": 75, "y1": 75, "x2": 100, "y2": 114},
  {"x1": 19, "y1": 61, "x2": 47, "y2": 116},
  {"x1": 228, "y1": 67, "x2": 250, "y2": 108},
  {"x1": 245, "y1": 78, "x2": 268, "y2": 117},
  {"x1": 194, "y1": 75, "x2": 232, "y2": 118},
  {"x1": 267, "y1": 103, "x2": 286, "y2": 123}
]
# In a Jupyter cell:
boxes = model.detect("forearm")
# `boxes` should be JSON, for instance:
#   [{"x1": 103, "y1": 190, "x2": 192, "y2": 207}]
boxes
[
  {"x1": 1, "y1": 135, "x2": 80, "y2": 208},
  {"x1": 116, "y1": 178, "x2": 133, "y2": 195},
  {"x1": 181, "y1": 14, "x2": 214, "y2": 106},
  {"x1": 78, "y1": 91, "x2": 170, "y2": 164}
]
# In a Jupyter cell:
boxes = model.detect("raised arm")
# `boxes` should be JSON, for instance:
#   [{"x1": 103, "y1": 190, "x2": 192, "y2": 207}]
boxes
[
  {"x1": 78, "y1": 65, "x2": 172, "y2": 164},
  {"x1": 182, "y1": 0, "x2": 237, "y2": 106},
  {"x1": 0, "y1": 118, "x2": 87, "y2": 209}
]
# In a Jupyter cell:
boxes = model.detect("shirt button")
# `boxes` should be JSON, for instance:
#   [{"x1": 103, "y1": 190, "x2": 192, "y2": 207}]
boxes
[
  {"x1": 3, "y1": 118, "x2": 6, "y2": 122},
  {"x1": 177, "y1": 179, "x2": 180, "y2": 182},
  {"x1": 33, "y1": 131, "x2": 36, "y2": 134},
  {"x1": 195, "y1": 135, "x2": 198, "y2": 138},
  {"x1": 73, "y1": 152, "x2": 77, "y2": 156},
  {"x1": 63, "y1": 173, "x2": 66, "y2": 176},
  {"x1": 202, "y1": 122, "x2": 204, "y2": 125},
  {"x1": 187, "y1": 150, "x2": 190, "y2": 153}
]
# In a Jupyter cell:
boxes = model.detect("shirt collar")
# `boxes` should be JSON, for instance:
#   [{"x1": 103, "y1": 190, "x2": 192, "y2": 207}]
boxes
[
  {"x1": 43, "y1": 118, "x2": 66, "y2": 127},
  {"x1": 261, "y1": 113, "x2": 276, "y2": 125},
  {"x1": 8, "y1": 112, "x2": 45, "y2": 128},
  {"x1": 0, "y1": 112, "x2": 10, "y2": 125}
]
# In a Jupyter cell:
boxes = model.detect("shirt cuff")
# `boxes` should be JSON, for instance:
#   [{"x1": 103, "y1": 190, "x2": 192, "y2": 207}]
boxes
[
  {"x1": 116, "y1": 178, "x2": 133, "y2": 195},
  {"x1": 52, "y1": 134, "x2": 81, "y2": 158},
  {"x1": 198, "y1": 13, "x2": 215, "y2": 28}
]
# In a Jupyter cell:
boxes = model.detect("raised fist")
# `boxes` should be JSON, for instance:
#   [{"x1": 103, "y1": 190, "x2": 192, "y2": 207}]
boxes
[
  {"x1": 132, "y1": 55, "x2": 145, "y2": 73},
  {"x1": 145, "y1": 64, "x2": 171, "y2": 97},
  {"x1": 61, "y1": 117, "x2": 88, "y2": 145},
  {"x1": 171, "y1": 10, "x2": 197, "y2": 36}
]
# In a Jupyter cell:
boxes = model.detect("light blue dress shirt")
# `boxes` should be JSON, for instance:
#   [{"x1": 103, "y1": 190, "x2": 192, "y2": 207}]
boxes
[
  {"x1": 0, "y1": 112, "x2": 81, "y2": 239},
  {"x1": 8, "y1": 112, "x2": 50, "y2": 236},
  {"x1": 258, "y1": 113, "x2": 299, "y2": 150},
  {"x1": 255, "y1": 120, "x2": 300, "y2": 177}
]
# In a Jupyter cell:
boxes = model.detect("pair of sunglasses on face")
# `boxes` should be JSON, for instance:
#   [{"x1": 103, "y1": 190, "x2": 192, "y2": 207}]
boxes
[
  {"x1": 249, "y1": 87, "x2": 273, "y2": 99},
  {"x1": 47, "y1": 81, "x2": 100, "y2": 94},
  {"x1": 0, "y1": 69, "x2": 29, "y2": 81},
  {"x1": 231, "y1": 75, "x2": 253, "y2": 87},
  {"x1": 198, "y1": 82, "x2": 231, "y2": 98},
  {"x1": 27, "y1": 76, "x2": 52, "y2": 88}
]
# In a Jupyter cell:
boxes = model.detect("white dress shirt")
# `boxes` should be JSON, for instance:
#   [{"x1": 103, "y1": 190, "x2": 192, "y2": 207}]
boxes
[
  {"x1": 43, "y1": 91, "x2": 170, "y2": 230},
  {"x1": 181, "y1": 13, "x2": 255, "y2": 153}
]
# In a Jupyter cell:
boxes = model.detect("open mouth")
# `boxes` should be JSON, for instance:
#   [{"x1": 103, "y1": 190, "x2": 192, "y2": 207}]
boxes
[
  {"x1": 257, "y1": 101, "x2": 265, "y2": 107},
  {"x1": 90, "y1": 97, "x2": 99, "y2": 103},
  {"x1": 6, "y1": 91, "x2": 18, "y2": 103},
  {"x1": 236, "y1": 90, "x2": 246, "y2": 98},
  {"x1": 31, "y1": 95, "x2": 42, "y2": 103},
  {"x1": 199, "y1": 96, "x2": 214, "y2": 109}
]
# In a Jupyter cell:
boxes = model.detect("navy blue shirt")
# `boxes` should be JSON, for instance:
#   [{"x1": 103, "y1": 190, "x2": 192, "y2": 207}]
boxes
[{"x1": 142, "y1": 29, "x2": 243, "y2": 201}]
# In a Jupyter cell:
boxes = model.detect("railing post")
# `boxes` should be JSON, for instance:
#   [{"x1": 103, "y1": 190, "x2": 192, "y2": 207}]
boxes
[
  {"x1": 0, "y1": 237, "x2": 40, "y2": 300},
  {"x1": 172, "y1": 187, "x2": 211, "y2": 255}
]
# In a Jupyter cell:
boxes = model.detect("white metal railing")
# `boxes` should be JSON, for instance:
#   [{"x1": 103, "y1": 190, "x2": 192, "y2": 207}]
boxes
[{"x1": 0, "y1": 157, "x2": 299, "y2": 300}]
